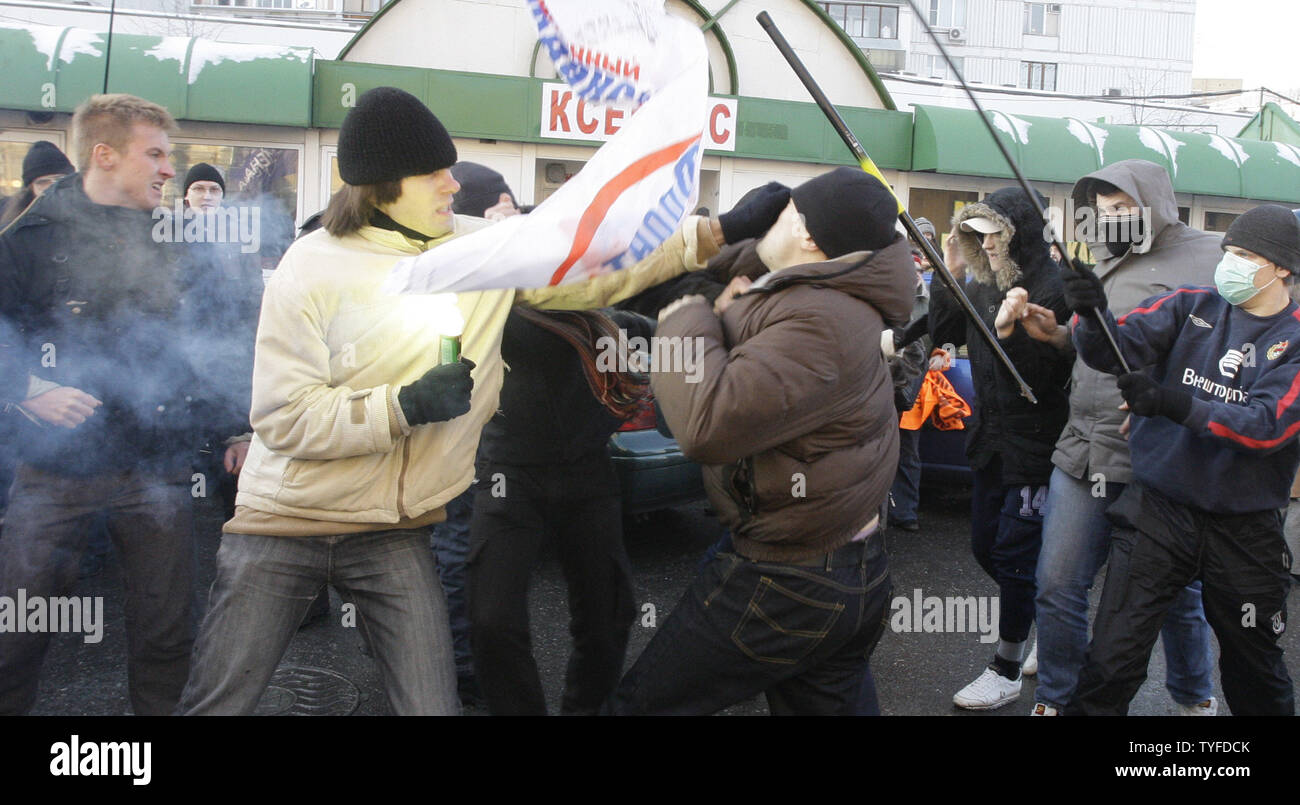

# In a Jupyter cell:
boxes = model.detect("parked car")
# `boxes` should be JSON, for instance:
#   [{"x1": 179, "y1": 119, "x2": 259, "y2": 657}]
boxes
[
  {"x1": 608, "y1": 394, "x2": 705, "y2": 515},
  {"x1": 917, "y1": 351, "x2": 975, "y2": 484}
]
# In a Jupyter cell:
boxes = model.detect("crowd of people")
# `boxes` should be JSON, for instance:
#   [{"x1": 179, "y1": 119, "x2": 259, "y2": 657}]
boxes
[{"x1": 0, "y1": 86, "x2": 1296, "y2": 716}]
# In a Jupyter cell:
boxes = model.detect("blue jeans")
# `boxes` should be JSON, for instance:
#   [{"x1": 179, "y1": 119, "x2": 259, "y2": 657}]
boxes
[
  {"x1": 1035, "y1": 468, "x2": 1214, "y2": 708},
  {"x1": 179, "y1": 528, "x2": 458, "y2": 715},
  {"x1": 889, "y1": 428, "x2": 921, "y2": 522},
  {"x1": 430, "y1": 488, "x2": 475, "y2": 678},
  {"x1": 608, "y1": 535, "x2": 892, "y2": 715}
]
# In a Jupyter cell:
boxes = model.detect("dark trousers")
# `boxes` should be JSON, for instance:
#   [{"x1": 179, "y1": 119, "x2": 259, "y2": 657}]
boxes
[
  {"x1": 889, "y1": 427, "x2": 922, "y2": 522},
  {"x1": 430, "y1": 488, "x2": 475, "y2": 679},
  {"x1": 970, "y1": 456, "x2": 1046, "y2": 644},
  {"x1": 0, "y1": 462, "x2": 195, "y2": 715},
  {"x1": 1070, "y1": 483, "x2": 1294, "y2": 716},
  {"x1": 607, "y1": 534, "x2": 892, "y2": 716},
  {"x1": 467, "y1": 462, "x2": 635, "y2": 716}
]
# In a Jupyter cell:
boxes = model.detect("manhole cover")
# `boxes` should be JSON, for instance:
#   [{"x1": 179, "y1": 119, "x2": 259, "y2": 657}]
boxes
[{"x1": 253, "y1": 666, "x2": 361, "y2": 716}]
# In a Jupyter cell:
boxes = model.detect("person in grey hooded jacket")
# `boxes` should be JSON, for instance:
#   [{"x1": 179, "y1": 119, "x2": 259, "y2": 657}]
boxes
[{"x1": 1028, "y1": 159, "x2": 1222, "y2": 716}]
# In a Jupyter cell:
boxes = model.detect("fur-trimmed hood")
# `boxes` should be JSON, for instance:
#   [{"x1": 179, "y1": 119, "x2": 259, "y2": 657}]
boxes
[{"x1": 951, "y1": 187, "x2": 1051, "y2": 291}]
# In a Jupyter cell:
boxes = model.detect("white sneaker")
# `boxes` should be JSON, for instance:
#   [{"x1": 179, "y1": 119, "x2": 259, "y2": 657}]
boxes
[
  {"x1": 1175, "y1": 697, "x2": 1218, "y2": 716},
  {"x1": 1030, "y1": 701, "x2": 1058, "y2": 716},
  {"x1": 954, "y1": 667, "x2": 1022, "y2": 710},
  {"x1": 1022, "y1": 641, "x2": 1037, "y2": 676}
]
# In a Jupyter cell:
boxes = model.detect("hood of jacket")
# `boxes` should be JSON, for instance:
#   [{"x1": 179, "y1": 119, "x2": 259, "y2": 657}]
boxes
[
  {"x1": 952, "y1": 186, "x2": 1052, "y2": 292},
  {"x1": 1071, "y1": 159, "x2": 1184, "y2": 262},
  {"x1": 1053, "y1": 161, "x2": 1224, "y2": 483}
]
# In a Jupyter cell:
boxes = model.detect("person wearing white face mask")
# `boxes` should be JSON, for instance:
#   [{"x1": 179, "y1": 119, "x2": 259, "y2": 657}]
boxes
[{"x1": 1061, "y1": 203, "x2": 1300, "y2": 716}]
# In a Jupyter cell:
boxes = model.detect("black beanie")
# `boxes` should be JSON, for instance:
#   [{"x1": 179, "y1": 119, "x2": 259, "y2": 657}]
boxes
[
  {"x1": 449, "y1": 161, "x2": 516, "y2": 217},
  {"x1": 22, "y1": 141, "x2": 73, "y2": 187},
  {"x1": 790, "y1": 167, "x2": 898, "y2": 258},
  {"x1": 1222, "y1": 204, "x2": 1300, "y2": 271},
  {"x1": 184, "y1": 162, "x2": 225, "y2": 195},
  {"x1": 337, "y1": 87, "x2": 457, "y2": 185}
]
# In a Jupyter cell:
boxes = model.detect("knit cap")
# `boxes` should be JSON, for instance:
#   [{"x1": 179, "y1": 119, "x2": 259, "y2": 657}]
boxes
[
  {"x1": 337, "y1": 87, "x2": 457, "y2": 185},
  {"x1": 450, "y1": 162, "x2": 516, "y2": 217},
  {"x1": 790, "y1": 167, "x2": 898, "y2": 258},
  {"x1": 183, "y1": 162, "x2": 225, "y2": 195},
  {"x1": 1222, "y1": 204, "x2": 1300, "y2": 271},
  {"x1": 22, "y1": 141, "x2": 74, "y2": 187}
]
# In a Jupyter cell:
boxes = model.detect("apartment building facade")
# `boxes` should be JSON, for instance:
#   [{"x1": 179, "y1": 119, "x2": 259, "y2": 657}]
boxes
[{"x1": 820, "y1": 0, "x2": 1196, "y2": 96}]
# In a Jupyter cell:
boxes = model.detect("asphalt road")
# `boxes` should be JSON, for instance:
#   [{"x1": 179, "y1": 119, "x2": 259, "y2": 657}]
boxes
[{"x1": 28, "y1": 483, "x2": 1300, "y2": 716}]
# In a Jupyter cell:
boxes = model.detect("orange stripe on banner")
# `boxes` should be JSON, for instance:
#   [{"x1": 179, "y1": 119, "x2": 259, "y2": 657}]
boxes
[{"x1": 549, "y1": 133, "x2": 701, "y2": 286}]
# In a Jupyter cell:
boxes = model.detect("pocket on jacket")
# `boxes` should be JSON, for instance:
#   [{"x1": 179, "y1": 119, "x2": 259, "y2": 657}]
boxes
[{"x1": 731, "y1": 575, "x2": 844, "y2": 665}]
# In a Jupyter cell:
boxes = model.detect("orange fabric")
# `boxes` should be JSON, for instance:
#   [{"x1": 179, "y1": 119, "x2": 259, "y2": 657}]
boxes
[{"x1": 899, "y1": 369, "x2": 972, "y2": 431}]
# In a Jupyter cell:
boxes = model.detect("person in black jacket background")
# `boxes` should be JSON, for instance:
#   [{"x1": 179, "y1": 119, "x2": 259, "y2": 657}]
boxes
[
  {"x1": 466, "y1": 307, "x2": 650, "y2": 715},
  {"x1": 929, "y1": 186, "x2": 1073, "y2": 710},
  {"x1": 174, "y1": 162, "x2": 264, "y2": 518}
]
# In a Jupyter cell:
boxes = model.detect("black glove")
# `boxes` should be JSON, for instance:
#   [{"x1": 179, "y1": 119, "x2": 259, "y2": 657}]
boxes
[
  {"x1": 397, "y1": 357, "x2": 476, "y2": 426},
  {"x1": 1062, "y1": 264, "x2": 1107, "y2": 314},
  {"x1": 1117, "y1": 372, "x2": 1193, "y2": 423},
  {"x1": 718, "y1": 182, "x2": 791, "y2": 244}
]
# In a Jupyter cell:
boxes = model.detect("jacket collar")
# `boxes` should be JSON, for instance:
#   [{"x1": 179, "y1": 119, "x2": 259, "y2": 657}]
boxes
[
  {"x1": 743, "y1": 236, "x2": 916, "y2": 326},
  {"x1": 355, "y1": 221, "x2": 460, "y2": 253},
  {"x1": 15, "y1": 173, "x2": 154, "y2": 231}
]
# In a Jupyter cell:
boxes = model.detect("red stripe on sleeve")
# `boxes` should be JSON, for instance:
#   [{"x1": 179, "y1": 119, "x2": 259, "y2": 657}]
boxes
[
  {"x1": 1276, "y1": 369, "x2": 1300, "y2": 419},
  {"x1": 1207, "y1": 419, "x2": 1300, "y2": 450},
  {"x1": 1116, "y1": 287, "x2": 1211, "y2": 326}
]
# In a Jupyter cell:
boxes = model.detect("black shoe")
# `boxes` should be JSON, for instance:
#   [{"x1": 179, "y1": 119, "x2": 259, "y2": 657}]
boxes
[{"x1": 889, "y1": 516, "x2": 919, "y2": 532}]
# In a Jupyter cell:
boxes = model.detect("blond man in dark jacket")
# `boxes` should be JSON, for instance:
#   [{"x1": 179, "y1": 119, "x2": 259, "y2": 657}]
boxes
[{"x1": 608, "y1": 168, "x2": 914, "y2": 715}]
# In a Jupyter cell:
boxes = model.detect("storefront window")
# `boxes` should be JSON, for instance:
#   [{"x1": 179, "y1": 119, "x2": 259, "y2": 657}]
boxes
[
  {"x1": 1203, "y1": 211, "x2": 1240, "y2": 233},
  {"x1": 167, "y1": 142, "x2": 302, "y2": 268}
]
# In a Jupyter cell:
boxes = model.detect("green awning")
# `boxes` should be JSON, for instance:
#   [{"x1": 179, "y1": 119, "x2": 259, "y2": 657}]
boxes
[
  {"x1": 0, "y1": 22, "x2": 313, "y2": 127},
  {"x1": 313, "y1": 60, "x2": 913, "y2": 167},
  {"x1": 1238, "y1": 102, "x2": 1300, "y2": 148},
  {"x1": 312, "y1": 60, "x2": 535, "y2": 140},
  {"x1": 911, "y1": 104, "x2": 1300, "y2": 204}
]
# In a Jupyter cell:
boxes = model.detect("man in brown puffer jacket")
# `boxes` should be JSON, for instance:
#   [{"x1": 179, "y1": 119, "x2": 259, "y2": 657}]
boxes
[{"x1": 607, "y1": 167, "x2": 915, "y2": 715}]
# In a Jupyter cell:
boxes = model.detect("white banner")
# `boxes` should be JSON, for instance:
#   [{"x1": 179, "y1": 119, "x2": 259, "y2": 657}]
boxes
[{"x1": 384, "y1": 0, "x2": 708, "y2": 295}]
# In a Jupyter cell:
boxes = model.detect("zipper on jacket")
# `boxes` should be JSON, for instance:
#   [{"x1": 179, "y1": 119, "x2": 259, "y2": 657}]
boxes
[{"x1": 396, "y1": 437, "x2": 412, "y2": 520}]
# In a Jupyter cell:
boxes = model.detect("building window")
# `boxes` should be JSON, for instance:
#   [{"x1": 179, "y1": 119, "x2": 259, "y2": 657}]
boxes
[
  {"x1": 1020, "y1": 61, "x2": 1057, "y2": 90},
  {"x1": 821, "y1": 3, "x2": 900, "y2": 39},
  {"x1": 865, "y1": 48, "x2": 906, "y2": 72},
  {"x1": 929, "y1": 0, "x2": 967, "y2": 29},
  {"x1": 1204, "y1": 211, "x2": 1240, "y2": 233},
  {"x1": 1023, "y1": 3, "x2": 1061, "y2": 36},
  {"x1": 927, "y1": 55, "x2": 964, "y2": 80}
]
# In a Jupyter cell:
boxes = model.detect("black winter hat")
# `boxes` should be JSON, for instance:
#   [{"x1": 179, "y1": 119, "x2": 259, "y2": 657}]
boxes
[
  {"x1": 183, "y1": 162, "x2": 225, "y2": 195},
  {"x1": 22, "y1": 141, "x2": 73, "y2": 187},
  {"x1": 790, "y1": 167, "x2": 898, "y2": 258},
  {"x1": 337, "y1": 87, "x2": 457, "y2": 185},
  {"x1": 1222, "y1": 204, "x2": 1300, "y2": 271},
  {"x1": 449, "y1": 161, "x2": 516, "y2": 217}
]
